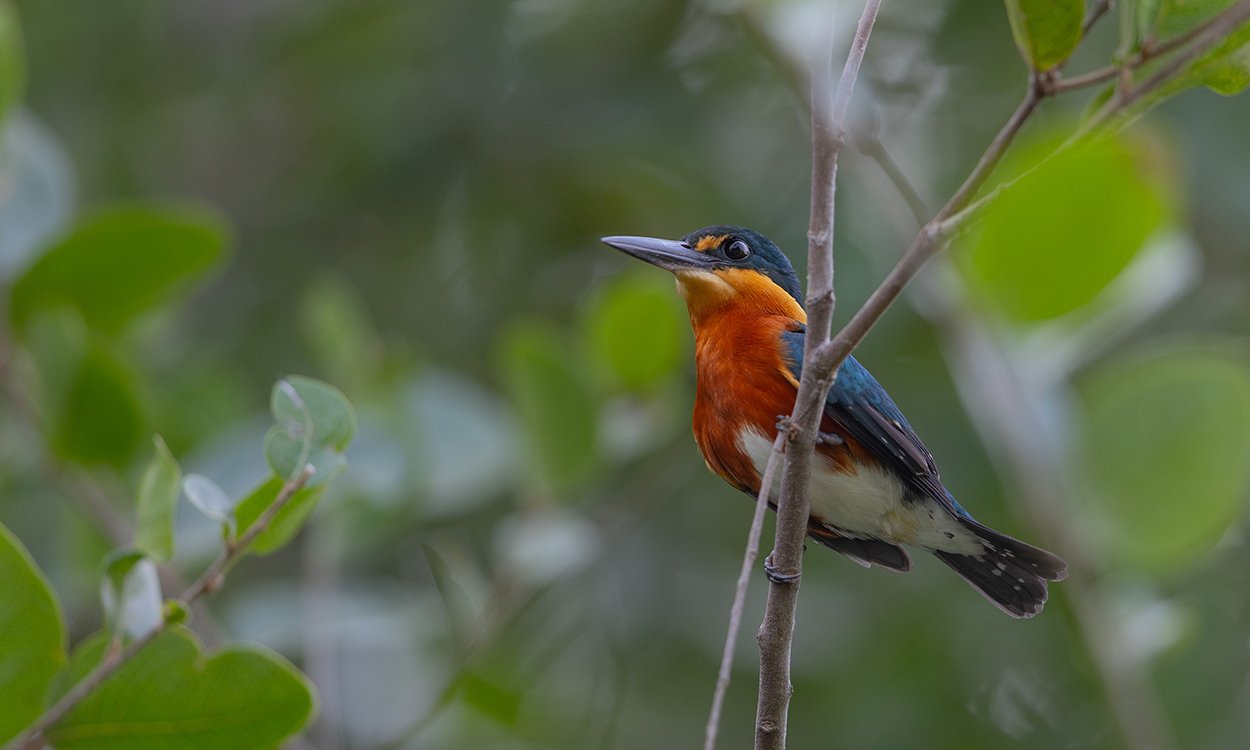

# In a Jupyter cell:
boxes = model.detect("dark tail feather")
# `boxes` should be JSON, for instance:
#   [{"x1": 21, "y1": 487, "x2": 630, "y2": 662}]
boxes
[
  {"x1": 934, "y1": 518, "x2": 1068, "y2": 618},
  {"x1": 808, "y1": 523, "x2": 912, "y2": 572}
]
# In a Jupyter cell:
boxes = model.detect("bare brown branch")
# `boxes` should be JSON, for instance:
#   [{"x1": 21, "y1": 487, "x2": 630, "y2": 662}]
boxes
[
  {"x1": 704, "y1": 431, "x2": 787, "y2": 750},
  {"x1": 755, "y1": 3, "x2": 881, "y2": 749}
]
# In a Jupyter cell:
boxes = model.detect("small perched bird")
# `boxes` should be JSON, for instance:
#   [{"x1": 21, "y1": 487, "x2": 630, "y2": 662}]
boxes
[{"x1": 602, "y1": 226, "x2": 1067, "y2": 617}]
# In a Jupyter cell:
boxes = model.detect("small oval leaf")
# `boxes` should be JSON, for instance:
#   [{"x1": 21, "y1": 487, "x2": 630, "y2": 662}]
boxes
[
  {"x1": 183, "y1": 473, "x2": 236, "y2": 539},
  {"x1": 1004, "y1": 0, "x2": 1085, "y2": 71},
  {"x1": 101, "y1": 554, "x2": 162, "y2": 642},
  {"x1": 233, "y1": 475, "x2": 327, "y2": 555},
  {"x1": 135, "y1": 435, "x2": 181, "y2": 561}
]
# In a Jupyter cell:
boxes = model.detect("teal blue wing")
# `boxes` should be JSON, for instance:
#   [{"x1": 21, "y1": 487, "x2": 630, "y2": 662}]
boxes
[{"x1": 780, "y1": 329, "x2": 971, "y2": 520}]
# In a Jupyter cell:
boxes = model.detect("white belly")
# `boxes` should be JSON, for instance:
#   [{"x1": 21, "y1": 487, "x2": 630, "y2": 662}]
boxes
[{"x1": 738, "y1": 428, "x2": 981, "y2": 554}]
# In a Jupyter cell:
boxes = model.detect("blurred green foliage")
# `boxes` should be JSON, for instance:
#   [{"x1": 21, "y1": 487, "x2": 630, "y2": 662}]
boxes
[
  {"x1": 1078, "y1": 342, "x2": 1250, "y2": 572},
  {"x1": 1004, "y1": 0, "x2": 1084, "y2": 71},
  {"x1": 0, "y1": 525, "x2": 65, "y2": 744},
  {"x1": 48, "y1": 628, "x2": 314, "y2": 750},
  {"x1": 1, "y1": 1, "x2": 1250, "y2": 749},
  {"x1": 957, "y1": 128, "x2": 1175, "y2": 322}
]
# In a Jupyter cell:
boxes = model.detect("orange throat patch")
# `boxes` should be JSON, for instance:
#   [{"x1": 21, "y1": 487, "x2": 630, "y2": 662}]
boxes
[{"x1": 678, "y1": 268, "x2": 808, "y2": 492}]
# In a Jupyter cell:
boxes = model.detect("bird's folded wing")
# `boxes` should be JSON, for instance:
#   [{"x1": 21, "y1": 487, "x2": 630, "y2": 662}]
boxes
[{"x1": 780, "y1": 329, "x2": 962, "y2": 517}]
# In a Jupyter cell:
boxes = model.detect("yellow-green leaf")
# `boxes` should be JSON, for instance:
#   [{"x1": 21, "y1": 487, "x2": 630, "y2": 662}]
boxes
[
  {"x1": 1004, "y1": 0, "x2": 1085, "y2": 71},
  {"x1": 135, "y1": 436, "x2": 181, "y2": 561},
  {"x1": 47, "y1": 627, "x2": 314, "y2": 750},
  {"x1": 956, "y1": 127, "x2": 1176, "y2": 322},
  {"x1": 1077, "y1": 343, "x2": 1250, "y2": 571},
  {"x1": 0, "y1": 523, "x2": 67, "y2": 745}
]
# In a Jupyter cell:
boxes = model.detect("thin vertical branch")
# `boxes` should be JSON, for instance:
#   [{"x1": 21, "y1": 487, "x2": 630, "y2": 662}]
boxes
[
  {"x1": 704, "y1": 432, "x2": 786, "y2": 750},
  {"x1": 715, "y1": 1, "x2": 1250, "y2": 746},
  {"x1": 755, "y1": 3, "x2": 882, "y2": 749}
]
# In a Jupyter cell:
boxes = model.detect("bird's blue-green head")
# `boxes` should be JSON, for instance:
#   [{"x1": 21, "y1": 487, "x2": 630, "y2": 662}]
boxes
[{"x1": 601, "y1": 225, "x2": 805, "y2": 321}]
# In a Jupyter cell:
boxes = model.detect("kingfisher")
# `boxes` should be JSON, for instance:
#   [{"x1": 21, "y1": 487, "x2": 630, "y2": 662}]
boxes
[{"x1": 602, "y1": 226, "x2": 1067, "y2": 617}]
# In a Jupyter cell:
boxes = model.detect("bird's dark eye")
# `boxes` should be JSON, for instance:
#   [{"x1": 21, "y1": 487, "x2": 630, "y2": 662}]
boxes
[{"x1": 724, "y1": 239, "x2": 751, "y2": 261}]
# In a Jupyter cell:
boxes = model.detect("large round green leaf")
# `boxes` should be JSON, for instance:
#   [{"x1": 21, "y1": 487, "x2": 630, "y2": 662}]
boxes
[
  {"x1": 0, "y1": 523, "x2": 67, "y2": 745},
  {"x1": 585, "y1": 272, "x2": 686, "y2": 392},
  {"x1": 9, "y1": 205, "x2": 227, "y2": 338},
  {"x1": 956, "y1": 128, "x2": 1176, "y2": 323},
  {"x1": 1077, "y1": 343, "x2": 1250, "y2": 571},
  {"x1": 47, "y1": 626, "x2": 315, "y2": 750}
]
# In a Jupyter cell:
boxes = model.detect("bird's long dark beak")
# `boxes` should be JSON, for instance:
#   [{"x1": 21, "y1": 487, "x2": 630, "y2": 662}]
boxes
[{"x1": 601, "y1": 235, "x2": 715, "y2": 272}]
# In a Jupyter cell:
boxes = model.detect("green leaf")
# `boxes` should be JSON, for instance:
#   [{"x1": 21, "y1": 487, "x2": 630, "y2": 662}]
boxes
[
  {"x1": 266, "y1": 376, "x2": 355, "y2": 484},
  {"x1": 233, "y1": 475, "x2": 326, "y2": 555},
  {"x1": 498, "y1": 318, "x2": 598, "y2": 490},
  {"x1": 458, "y1": 671, "x2": 521, "y2": 727},
  {"x1": 18, "y1": 281, "x2": 149, "y2": 473},
  {"x1": 49, "y1": 336, "x2": 148, "y2": 468},
  {"x1": 0, "y1": 523, "x2": 67, "y2": 745},
  {"x1": 1138, "y1": 0, "x2": 1166, "y2": 41},
  {"x1": 183, "y1": 473, "x2": 237, "y2": 539},
  {"x1": 956, "y1": 127, "x2": 1176, "y2": 322},
  {"x1": 9, "y1": 205, "x2": 227, "y2": 338},
  {"x1": 1077, "y1": 343, "x2": 1250, "y2": 571},
  {"x1": 0, "y1": 1, "x2": 24, "y2": 124},
  {"x1": 47, "y1": 626, "x2": 315, "y2": 750},
  {"x1": 263, "y1": 427, "x2": 346, "y2": 487},
  {"x1": 1188, "y1": 21, "x2": 1250, "y2": 95},
  {"x1": 1004, "y1": 0, "x2": 1085, "y2": 70},
  {"x1": 100, "y1": 551, "x2": 162, "y2": 642},
  {"x1": 135, "y1": 436, "x2": 181, "y2": 561},
  {"x1": 271, "y1": 376, "x2": 356, "y2": 451},
  {"x1": 1130, "y1": 3, "x2": 1250, "y2": 100},
  {"x1": 585, "y1": 273, "x2": 686, "y2": 392},
  {"x1": 1152, "y1": 0, "x2": 1236, "y2": 38}
]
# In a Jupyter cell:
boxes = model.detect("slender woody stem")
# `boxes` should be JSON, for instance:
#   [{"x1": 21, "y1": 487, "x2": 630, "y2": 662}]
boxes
[
  {"x1": 755, "y1": 3, "x2": 881, "y2": 749},
  {"x1": 719, "y1": 0, "x2": 1250, "y2": 745},
  {"x1": 3, "y1": 468, "x2": 315, "y2": 750},
  {"x1": 704, "y1": 431, "x2": 787, "y2": 750}
]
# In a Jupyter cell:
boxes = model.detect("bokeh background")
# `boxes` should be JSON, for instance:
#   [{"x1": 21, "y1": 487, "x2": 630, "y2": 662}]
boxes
[{"x1": 3, "y1": 1, "x2": 1250, "y2": 748}]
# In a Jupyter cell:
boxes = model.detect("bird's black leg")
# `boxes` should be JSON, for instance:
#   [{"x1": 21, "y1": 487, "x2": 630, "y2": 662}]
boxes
[{"x1": 764, "y1": 553, "x2": 801, "y2": 584}]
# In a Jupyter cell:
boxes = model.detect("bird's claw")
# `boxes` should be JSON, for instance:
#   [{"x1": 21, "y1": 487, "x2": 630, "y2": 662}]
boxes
[
  {"x1": 764, "y1": 555, "x2": 801, "y2": 585},
  {"x1": 817, "y1": 431, "x2": 844, "y2": 446}
]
